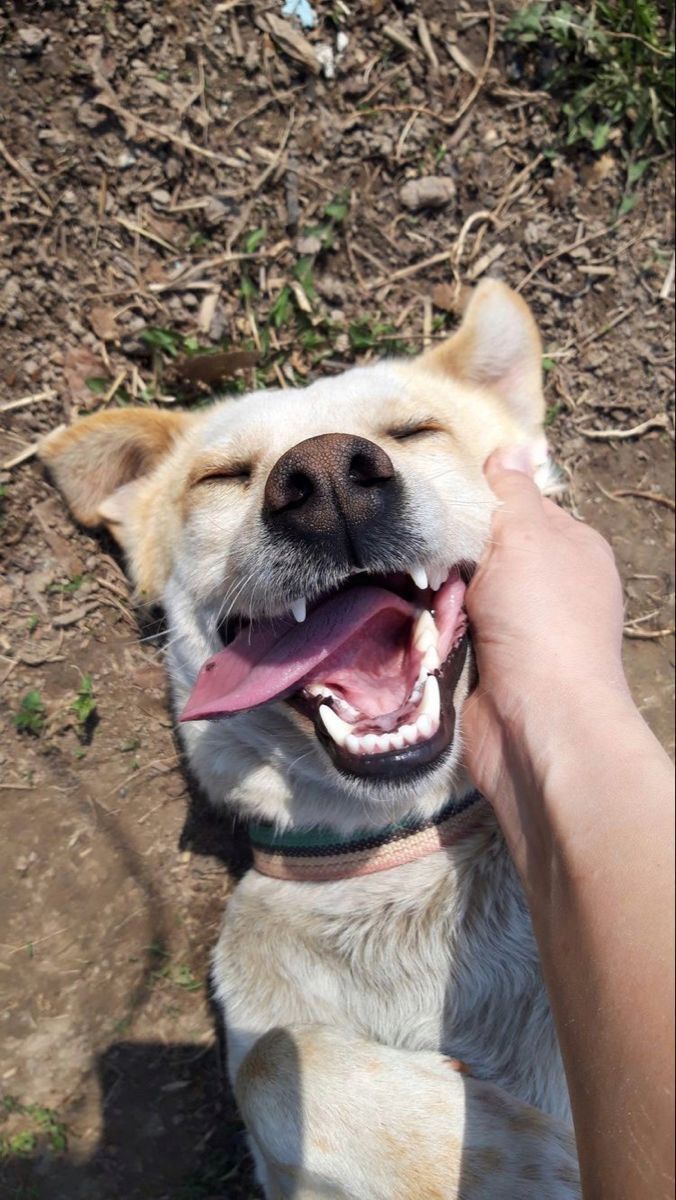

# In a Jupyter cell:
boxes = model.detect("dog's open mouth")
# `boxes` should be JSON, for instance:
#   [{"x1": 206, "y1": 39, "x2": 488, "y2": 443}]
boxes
[{"x1": 180, "y1": 568, "x2": 470, "y2": 781}]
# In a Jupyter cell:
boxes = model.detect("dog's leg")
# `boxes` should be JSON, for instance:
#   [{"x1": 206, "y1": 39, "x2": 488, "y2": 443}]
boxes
[{"x1": 236, "y1": 1024, "x2": 580, "y2": 1200}]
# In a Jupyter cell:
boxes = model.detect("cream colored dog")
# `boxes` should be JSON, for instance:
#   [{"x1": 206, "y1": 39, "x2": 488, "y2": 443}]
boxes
[{"x1": 42, "y1": 281, "x2": 580, "y2": 1198}]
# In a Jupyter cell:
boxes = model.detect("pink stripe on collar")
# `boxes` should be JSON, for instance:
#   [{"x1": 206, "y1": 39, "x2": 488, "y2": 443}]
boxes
[{"x1": 251, "y1": 795, "x2": 491, "y2": 883}]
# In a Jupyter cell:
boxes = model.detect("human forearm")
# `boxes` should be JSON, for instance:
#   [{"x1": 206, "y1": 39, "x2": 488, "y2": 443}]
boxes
[{"x1": 507, "y1": 691, "x2": 675, "y2": 1200}]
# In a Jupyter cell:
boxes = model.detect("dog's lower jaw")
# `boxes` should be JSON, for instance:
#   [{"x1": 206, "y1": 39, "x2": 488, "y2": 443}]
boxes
[{"x1": 168, "y1": 621, "x2": 475, "y2": 836}]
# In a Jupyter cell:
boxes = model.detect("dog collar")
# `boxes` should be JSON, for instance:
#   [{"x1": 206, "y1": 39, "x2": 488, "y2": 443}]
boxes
[{"x1": 249, "y1": 791, "x2": 489, "y2": 883}]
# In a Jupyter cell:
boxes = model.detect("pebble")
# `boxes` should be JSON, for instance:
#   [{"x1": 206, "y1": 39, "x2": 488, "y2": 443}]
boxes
[
  {"x1": 76, "y1": 102, "x2": 104, "y2": 130},
  {"x1": 18, "y1": 26, "x2": 48, "y2": 54},
  {"x1": 399, "y1": 175, "x2": 457, "y2": 212},
  {"x1": 139, "y1": 23, "x2": 154, "y2": 48}
]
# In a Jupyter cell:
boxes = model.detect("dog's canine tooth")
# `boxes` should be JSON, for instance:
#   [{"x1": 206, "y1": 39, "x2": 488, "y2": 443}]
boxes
[
  {"x1": 319, "y1": 704, "x2": 353, "y2": 746},
  {"x1": 290, "y1": 597, "x2": 307, "y2": 623},
  {"x1": 421, "y1": 645, "x2": 441, "y2": 674},
  {"x1": 419, "y1": 674, "x2": 441, "y2": 724},
  {"x1": 410, "y1": 565, "x2": 429, "y2": 591},
  {"x1": 412, "y1": 609, "x2": 437, "y2": 651}
]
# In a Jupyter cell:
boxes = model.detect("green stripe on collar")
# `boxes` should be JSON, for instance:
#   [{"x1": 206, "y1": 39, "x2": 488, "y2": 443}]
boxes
[{"x1": 249, "y1": 791, "x2": 486, "y2": 880}]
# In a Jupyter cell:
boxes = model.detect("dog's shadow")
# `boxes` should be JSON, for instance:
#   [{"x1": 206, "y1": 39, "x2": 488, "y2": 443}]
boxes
[{"x1": 0, "y1": 1037, "x2": 259, "y2": 1200}]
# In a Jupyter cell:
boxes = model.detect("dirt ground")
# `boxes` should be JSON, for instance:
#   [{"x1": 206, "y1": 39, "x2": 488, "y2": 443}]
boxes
[{"x1": 0, "y1": 2, "x2": 673, "y2": 1197}]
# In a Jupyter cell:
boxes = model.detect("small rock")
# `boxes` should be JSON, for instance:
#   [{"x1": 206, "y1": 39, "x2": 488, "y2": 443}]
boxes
[
  {"x1": 139, "y1": 23, "x2": 155, "y2": 48},
  {"x1": 296, "y1": 234, "x2": 322, "y2": 256},
  {"x1": 18, "y1": 26, "x2": 48, "y2": 55},
  {"x1": 316, "y1": 274, "x2": 346, "y2": 303},
  {"x1": 204, "y1": 196, "x2": 231, "y2": 225},
  {"x1": 76, "y1": 102, "x2": 105, "y2": 130},
  {"x1": 16, "y1": 852, "x2": 38, "y2": 876},
  {"x1": 400, "y1": 175, "x2": 456, "y2": 212},
  {"x1": 151, "y1": 188, "x2": 171, "y2": 206},
  {"x1": 243, "y1": 41, "x2": 259, "y2": 73}
]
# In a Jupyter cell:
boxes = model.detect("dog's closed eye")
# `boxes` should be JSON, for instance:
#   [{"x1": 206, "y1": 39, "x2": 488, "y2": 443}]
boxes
[
  {"x1": 189, "y1": 462, "x2": 252, "y2": 487},
  {"x1": 387, "y1": 421, "x2": 445, "y2": 442}
]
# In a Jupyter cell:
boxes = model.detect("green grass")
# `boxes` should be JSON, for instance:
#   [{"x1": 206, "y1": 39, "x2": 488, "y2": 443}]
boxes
[
  {"x1": 505, "y1": 1, "x2": 674, "y2": 152},
  {"x1": 13, "y1": 692, "x2": 46, "y2": 736},
  {"x1": 0, "y1": 1098, "x2": 67, "y2": 1158}
]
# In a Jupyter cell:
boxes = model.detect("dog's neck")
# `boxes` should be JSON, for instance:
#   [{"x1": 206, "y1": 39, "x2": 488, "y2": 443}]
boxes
[{"x1": 249, "y1": 790, "x2": 491, "y2": 882}]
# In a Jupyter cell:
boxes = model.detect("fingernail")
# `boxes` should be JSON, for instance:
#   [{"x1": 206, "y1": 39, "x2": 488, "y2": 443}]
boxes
[{"x1": 490, "y1": 445, "x2": 534, "y2": 476}]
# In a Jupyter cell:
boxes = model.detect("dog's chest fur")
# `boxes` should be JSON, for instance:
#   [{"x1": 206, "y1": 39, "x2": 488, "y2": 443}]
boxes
[{"x1": 214, "y1": 818, "x2": 570, "y2": 1124}]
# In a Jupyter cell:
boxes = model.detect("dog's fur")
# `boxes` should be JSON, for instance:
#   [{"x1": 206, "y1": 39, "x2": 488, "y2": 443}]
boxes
[{"x1": 41, "y1": 281, "x2": 580, "y2": 1198}]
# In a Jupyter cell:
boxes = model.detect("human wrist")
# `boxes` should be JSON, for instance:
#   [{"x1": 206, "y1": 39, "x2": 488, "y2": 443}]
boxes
[
  {"x1": 513, "y1": 682, "x2": 670, "y2": 876},
  {"x1": 487, "y1": 679, "x2": 651, "y2": 871}
]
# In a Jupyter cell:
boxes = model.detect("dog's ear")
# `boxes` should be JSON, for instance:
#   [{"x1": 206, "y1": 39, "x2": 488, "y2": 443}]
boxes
[
  {"x1": 422, "y1": 280, "x2": 544, "y2": 435},
  {"x1": 39, "y1": 408, "x2": 193, "y2": 543}
]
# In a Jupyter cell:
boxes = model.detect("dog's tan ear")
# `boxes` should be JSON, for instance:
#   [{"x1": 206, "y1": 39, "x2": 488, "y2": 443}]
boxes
[
  {"x1": 39, "y1": 408, "x2": 192, "y2": 535},
  {"x1": 422, "y1": 280, "x2": 544, "y2": 434}
]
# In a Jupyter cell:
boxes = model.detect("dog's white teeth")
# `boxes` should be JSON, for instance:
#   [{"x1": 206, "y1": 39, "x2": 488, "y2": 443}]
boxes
[
  {"x1": 413, "y1": 609, "x2": 438, "y2": 652},
  {"x1": 307, "y1": 683, "x2": 333, "y2": 700},
  {"x1": 429, "y1": 566, "x2": 450, "y2": 592},
  {"x1": 422, "y1": 645, "x2": 441, "y2": 674},
  {"x1": 318, "y1": 704, "x2": 353, "y2": 747},
  {"x1": 416, "y1": 713, "x2": 434, "y2": 740},
  {"x1": 398, "y1": 722, "x2": 416, "y2": 746},
  {"x1": 410, "y1": 565, "x2": 429, "y2": 591},
  {"x1": 290, "y1": 598, "x2": 307, "y2": 623},
  {"x1": 419, "y1": 674, "x2": 441, "y2": 724}
]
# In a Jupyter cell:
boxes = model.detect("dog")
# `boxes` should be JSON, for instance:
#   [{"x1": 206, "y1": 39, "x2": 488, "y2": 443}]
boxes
[{"x1": 41, "y1": 280, "x2": 580, "y2": 1198}]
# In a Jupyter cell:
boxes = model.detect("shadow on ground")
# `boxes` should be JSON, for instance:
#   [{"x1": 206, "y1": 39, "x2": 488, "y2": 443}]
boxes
[{"x1": 1, "y1": 1038, "x2": 258, "y2": 1200}]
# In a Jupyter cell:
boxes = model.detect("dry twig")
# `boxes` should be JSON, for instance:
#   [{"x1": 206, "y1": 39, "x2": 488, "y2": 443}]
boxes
[
  {"x1": 576, "y1": 414, "x2": 671, "y2": 441},
  {"x1": 0, "y1": 136, "x2": 52, "y2": 209},
  {"x1": 0, "y1": 389, "x2": 57, "y2": 413},
  {"x1": 610, "y1": 489, "x2": 675, "y2": 511},
  {"x1": 624, "y1": 626, "x2": 675, "y2": 640},
  {"x1": 517, "y1": 219, "x2": 627, "y2": 293},
  {"x1": 659, "y1": 252, "x2": 675, "y2": 300}
]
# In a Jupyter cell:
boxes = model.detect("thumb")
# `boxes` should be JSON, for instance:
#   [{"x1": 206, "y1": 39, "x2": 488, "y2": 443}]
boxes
[{"x1": 484, "y1": 447, "x2": 545, "y2": 517}]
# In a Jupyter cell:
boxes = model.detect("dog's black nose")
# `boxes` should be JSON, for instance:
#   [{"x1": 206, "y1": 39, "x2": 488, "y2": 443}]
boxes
[{"x1": 263, "y1": 433, "x2": 400, "y2": 560}]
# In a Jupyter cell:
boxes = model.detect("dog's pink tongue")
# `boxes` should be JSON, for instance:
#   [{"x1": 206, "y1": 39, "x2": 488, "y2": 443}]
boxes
[{"x1": 180, "y1": 587, "x2": 413, "y2": 721}]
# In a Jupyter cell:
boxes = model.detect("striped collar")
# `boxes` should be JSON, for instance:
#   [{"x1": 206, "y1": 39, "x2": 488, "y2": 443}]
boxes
[{"x1": 249, "y1": 791, "x2": 489, "y2": 883}]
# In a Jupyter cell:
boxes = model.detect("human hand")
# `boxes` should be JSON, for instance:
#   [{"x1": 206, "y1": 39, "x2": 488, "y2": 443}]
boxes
[{"x1": 463, "y1": 448, "x2": 631, "y2": 818}]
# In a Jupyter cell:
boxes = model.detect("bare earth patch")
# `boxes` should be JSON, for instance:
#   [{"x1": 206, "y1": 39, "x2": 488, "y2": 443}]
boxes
[{"x1": 0, "y1": 2, "x2": 673, "y2": 1197}]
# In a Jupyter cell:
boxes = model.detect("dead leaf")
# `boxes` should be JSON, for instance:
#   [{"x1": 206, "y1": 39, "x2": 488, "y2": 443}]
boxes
[
  {"x1": 89, "y1": 304, "x2": 118, "y2": 341},
  {"x1": 255, "y1": 14, "x2": 320, "y2": 75},
  {"x1": 52, "y1": 603, "x2": 99, "y2": 628},
  {"x1": 547, "y1": 163, "x2": 576, "y2": 208},
  {"x1": 430, "y1": 282, "x2": 458, "y2": 312},
  {"x1": 63, "y1": 345, "x2": 106, "y2": 410},
  {"x1": 173, "y1": 349, "x2": 259, "y2": 386},
  {"x1": 581, "y1": 153, "x2": 617, "y2": 190}
]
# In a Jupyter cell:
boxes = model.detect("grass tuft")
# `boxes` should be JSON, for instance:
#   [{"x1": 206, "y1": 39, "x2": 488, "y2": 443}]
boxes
[{"x1": 506, "y1": 1, "x2": 674, "y2": 152}]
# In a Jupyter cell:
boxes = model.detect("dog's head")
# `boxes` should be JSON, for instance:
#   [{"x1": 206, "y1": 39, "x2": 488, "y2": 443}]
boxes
[{"x1": 41, "y1": 281, "x2": 550, "y2": 827}]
